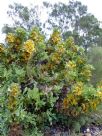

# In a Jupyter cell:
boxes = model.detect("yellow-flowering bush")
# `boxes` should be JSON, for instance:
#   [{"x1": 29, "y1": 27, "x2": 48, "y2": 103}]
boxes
[
  {"x1": 62, "y1": 83, "x2": 102, "y2": 117},
  {"x1": 0, "y1": 27, "x2": 102, "y2": 135}
]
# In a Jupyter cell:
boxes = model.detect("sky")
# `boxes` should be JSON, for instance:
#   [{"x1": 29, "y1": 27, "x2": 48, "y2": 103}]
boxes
[{"x1": 0, "y1": 0, "x2": 102, "y2": 42}]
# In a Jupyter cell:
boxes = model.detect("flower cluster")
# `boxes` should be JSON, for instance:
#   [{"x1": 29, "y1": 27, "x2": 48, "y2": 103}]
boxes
[
  {"x1": 51, "y1": 52, "x2": 61, "y2": 64},
  {"x1": 29, "y1": 28, "x2": 44, "y2": 44},
  {"x1": 49, "y1": 30, "x2": 61, "y2": 45},
  {"x1": 66, "y1": 60, "x2": 76, "y2": 69},
  {"x1": 6, "y1": 33, "x2": 15, "y2": 44},
  {"x1": 62, "y1": 82, "x2": 102, "y2": 117},
  {"x1": 24, "y1": 39, "x2": 36, "y2": 54},
  {"x1": 21, "y1": 39, "x2": 36, "y2": 62},
  {"x1": 7, "y1": 83, "x2": 20, "y2": 111},
  {"x1": 77, "y1": 57, "x2": 86, "y2": 64},
  {"x1": 9, "y1": 83, "x2": 20, "y2": 97},
  {"x1": 0, "y1": 44, "x2": 4, "y2": 53},
  {"x1": 80, "y1": 65, "x2": 93, "y2": 81},
  {"x1": 1, "y1": 28, "x2": 39, "y2": 64}
]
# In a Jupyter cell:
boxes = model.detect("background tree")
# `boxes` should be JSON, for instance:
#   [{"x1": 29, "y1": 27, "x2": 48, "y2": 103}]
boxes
[
  {"x1": 44, "y1": 0, "x2": 102, "y2": 51},
  {"x1": 2, "y1": 3, "x2": 42, "y2": 33},
  {"x1": 88, "y1": 47, "x2": 102, "y2": 85}
]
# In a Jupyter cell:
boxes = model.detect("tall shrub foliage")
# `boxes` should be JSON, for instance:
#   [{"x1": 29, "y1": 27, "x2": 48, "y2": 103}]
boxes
[{"x1": 0, "y1": 27, "x2": 102, "y2": 135}]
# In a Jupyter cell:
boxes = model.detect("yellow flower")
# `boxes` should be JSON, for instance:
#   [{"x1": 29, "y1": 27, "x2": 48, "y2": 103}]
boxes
[
  {"x1": 30, "y1": 31, "x2": 39, "y2": 41},
  {"x1": 22, "y1": 52, "x2": 31, "y2": 62},
  {"x1": 50, "y1": 30, "x2": 61, "y2": 45},
  {"x1": 83, "y1": 103, "x2": 89, "y2": 112},
  {"x1": 6, "y1": 33, "x2": 15, "y2": 43},
  {"x1": 7, "y1": 83, "x2": 20, "y2": 111},
  {"x1": 89, "y1": 101, "x2": 97, "y2": 110},
  {"x1": 72, "y1": 45, "x2": 78, "y2": 52},
  {"x1": 24, "y1": 39, "x2": 36, "y2": 54},
  {"x1": 66, "y1": 61, "x2": 76, "y2": 69},
  {"x1": 66, "y1": 36, "x2": 75, "y2": 48},
  {"x1": 77, "y1": 57, "x2": 85, "y2": 64},
  {"x1": 0, "y1": 44, "x2": 4, "y2": 52},
  {"x1": 8, "y1": 97, "x2": 17, "y2": 111},
  {"x1": 51, "y1": 52, "x2": 61, "y2": 64},
  {"x1": 70, "y1": 98, "x2": 77, "y2": 105},
  {"x1": 97, "y1": 91, "x2": 102, "y2": 99},
  {"x1": 67, "y1": 93, "x2": 77, "y2": 105},
  {"x1": 29, "y1": 29, "x2": 44, "y2": 43},
  {"x1": 92, "y1": 103, "x2": 97, "y2": 109},
  {"x1": 56, "y1": 44, "x2": 65, "y2": 54},
  {"x1": 63, "y1": 98, "x2": 68, "y2": 108},
  {"x1": 73, "y1": 82, "x2": 83, "y2": 95},
  {"x1": 8, "y1": 83, "x2": 20, "y2": 97},
  {"x1": 73, "y1": 87, "x2": 82, "y2": 96},
  {"x1": 81, "y1": 103, "x2": 86, "y2": 111},
  {"x1": 52, "y1": 36, "x2": 61, "y2": 45},
  {"x1": 81, "y1": 69, "x2": 92, "y2": 79}
]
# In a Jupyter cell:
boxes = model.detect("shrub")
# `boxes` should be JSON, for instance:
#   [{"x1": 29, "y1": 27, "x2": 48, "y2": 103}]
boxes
[{"x1": 0, "y1": 27, "x2": 102, "y2": 135}]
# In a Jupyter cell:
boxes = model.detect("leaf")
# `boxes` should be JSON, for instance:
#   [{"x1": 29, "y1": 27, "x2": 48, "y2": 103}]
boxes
[
  {"x1": 72, "y1": 121, "x2": 81, "y2": 132},
  {"x1": 27, "y1": 87, "x2": 40, "y2": 100}
]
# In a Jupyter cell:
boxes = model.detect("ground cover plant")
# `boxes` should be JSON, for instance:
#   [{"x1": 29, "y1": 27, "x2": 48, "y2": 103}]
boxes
[{"x1": 0, "y1": 27, "x2": 102, "y2": 136}]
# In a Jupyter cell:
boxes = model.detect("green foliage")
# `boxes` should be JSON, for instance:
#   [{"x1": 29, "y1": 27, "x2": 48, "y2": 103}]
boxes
[
  {"x1": 0, "y1": 27, "x2": 102, "y2": 135},
  {"x1": 88, "y1": 47, "x2": 102, "y2": 85}
]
